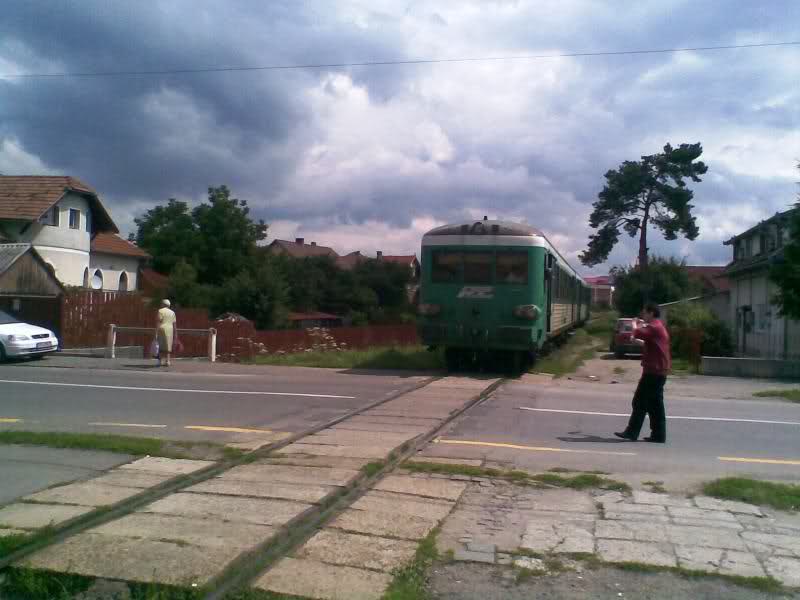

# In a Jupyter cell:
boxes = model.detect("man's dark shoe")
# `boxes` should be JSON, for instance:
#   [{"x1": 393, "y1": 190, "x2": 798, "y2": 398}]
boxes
[
  {"x1": 614, "y1": 431, "x2": 637, "y2": 441},
  {"x1": 643, "y1": 436, "x2": 666, "y2": 443}
]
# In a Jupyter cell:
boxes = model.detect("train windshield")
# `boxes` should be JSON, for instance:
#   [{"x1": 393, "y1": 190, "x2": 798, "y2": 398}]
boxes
[
  {"x1": 496, "y1": 251, "x2": 528, "y2": 284},
  {"x1": 463, "y1": 252, "x2": 493, "y2": 284},
  {"x1": 430, "y1": 250, "x2": 529, "y2": 284},
  {"x1": 432, "y1": 250, "x2": 462, "y2": 283}
]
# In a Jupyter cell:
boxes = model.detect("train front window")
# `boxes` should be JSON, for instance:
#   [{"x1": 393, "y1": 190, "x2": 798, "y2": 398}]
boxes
[
  {"x1": 496, "y1": 251, "x2": 528, "y2": 284},
  {"x1": 463, "y1": 252, "x2": 493, "y2": 284},
  {"x1": 432, "y1": 251, "x2": 462, "y2": 283}
]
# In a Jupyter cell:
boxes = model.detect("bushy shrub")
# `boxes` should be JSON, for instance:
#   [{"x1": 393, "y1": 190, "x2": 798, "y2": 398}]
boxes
[{"x1": 667, "y1": 304, "x2": 733, "y2": 359}]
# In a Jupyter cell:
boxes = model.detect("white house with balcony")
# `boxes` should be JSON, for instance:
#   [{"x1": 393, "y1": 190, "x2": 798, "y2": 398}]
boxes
[{"x1": 0, "y1": 176, "x2": 149, "y2": 292}]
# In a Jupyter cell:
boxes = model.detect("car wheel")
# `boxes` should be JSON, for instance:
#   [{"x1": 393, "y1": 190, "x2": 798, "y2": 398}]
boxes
[{"x1": 615, "y1": 351, "x2": 624, "y2": 359}]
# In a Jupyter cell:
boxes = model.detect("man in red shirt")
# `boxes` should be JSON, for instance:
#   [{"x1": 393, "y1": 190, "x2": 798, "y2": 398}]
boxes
[{"x1": 615, "y1": 303, "x2": 671, "y2": 443}]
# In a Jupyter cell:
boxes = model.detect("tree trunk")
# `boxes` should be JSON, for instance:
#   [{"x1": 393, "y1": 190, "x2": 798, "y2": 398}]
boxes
[{"x1": 638, "y1": 205, "x2": 650, "y2": 271}]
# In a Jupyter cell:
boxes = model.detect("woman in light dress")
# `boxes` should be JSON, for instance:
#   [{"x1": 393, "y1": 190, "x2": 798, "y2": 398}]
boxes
[{"x1": 155, "y1": 299, "x2": 177, "y2": 367}]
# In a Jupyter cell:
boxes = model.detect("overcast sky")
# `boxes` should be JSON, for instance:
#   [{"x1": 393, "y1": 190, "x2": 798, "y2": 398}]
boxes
[{"x1": 1, "y1": 1, "x2": 798, "y2": 273}]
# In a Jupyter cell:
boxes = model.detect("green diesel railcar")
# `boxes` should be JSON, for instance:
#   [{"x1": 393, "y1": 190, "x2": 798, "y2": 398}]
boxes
[{"x1": 418, "y1": 218, "x2": 590, "y2": 371}]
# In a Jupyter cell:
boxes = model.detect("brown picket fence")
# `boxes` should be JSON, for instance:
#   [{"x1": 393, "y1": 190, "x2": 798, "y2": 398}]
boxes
[{"x1": 58, "y1": 290, "x2": 418, "y2": 360}]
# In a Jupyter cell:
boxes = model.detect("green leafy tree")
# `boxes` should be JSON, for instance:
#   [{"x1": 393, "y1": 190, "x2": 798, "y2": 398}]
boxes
[
  {"x1": 214, "y1": 260, "x2": 289, "y2": 329},
  {"x1": 770, "y1": 164, "x2": 800, "y2": 319},
  {"x1": 134, "y1": 199, "x2": 199, "y2": 275},
  {"x1": 167, "y1": 259, "x2": 215, "y2": 309},
  {"x1": 581, "y1": 143, "x2": 708, "y2": 270},
  {"x1": 192, "y1": 186, "x2": 268, "y2": 285},
  {"x1": 611, "y1": 256, "x2": 701, "y2": 317}
]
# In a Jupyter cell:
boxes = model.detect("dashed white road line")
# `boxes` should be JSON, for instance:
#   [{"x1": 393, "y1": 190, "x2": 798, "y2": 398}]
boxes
[
  {"x1": 0, "y1": 379, "x2": 356, "y2": 399},
  {"x1": 519, "y1": 406, "x2": 800, "y2": 426}
]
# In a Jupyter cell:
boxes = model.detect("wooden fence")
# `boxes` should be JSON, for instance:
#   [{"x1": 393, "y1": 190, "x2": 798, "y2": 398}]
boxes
[{"x1": 58, "y1": 290, "x2": 418, "y2": 360}]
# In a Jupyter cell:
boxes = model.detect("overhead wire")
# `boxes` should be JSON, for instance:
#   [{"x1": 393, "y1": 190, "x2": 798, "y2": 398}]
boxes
[{"x1": 1, "y1": 41, "x2": 798, "y2": 79}]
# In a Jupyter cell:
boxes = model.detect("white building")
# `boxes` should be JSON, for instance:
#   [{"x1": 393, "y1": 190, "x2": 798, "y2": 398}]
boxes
[
  {"x1": 0, "y1": 176, "x2": 149, "y2": 292},
  {"x1": 723, "y1": 208, "x2": 800, "y2": 360}
]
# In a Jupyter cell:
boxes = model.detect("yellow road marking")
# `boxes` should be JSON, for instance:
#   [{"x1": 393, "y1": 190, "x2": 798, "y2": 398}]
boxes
[
  {"x1": 719, "y1": 456, "x2": 800, "y2": 466},
  {"x1": 185, "y1": 426, "x2": 275, "y2": 434},
  {"x1": 434, "y1": 438, "x2": 636, "y2": 456},
  {"x1": 0, "y1": 418, "x2": 22, "y2": 423},
  {"x1": 88, "y1": 422, "x2": 167, "y2": 428}
]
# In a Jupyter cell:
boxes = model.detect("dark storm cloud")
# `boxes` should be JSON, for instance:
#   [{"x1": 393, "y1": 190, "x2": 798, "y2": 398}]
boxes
[{"x1": 1, "y1": 1, "x2": 798, "y2": 270}]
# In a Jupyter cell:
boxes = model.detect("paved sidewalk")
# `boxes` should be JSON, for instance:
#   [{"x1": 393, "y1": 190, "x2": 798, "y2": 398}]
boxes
[
  {"x1": 437, "y1": 475, "x2": 800, "y2": 588},
  {"x1": 0, "y1": 456, "x2": 211, "y2": 543},
  {"x1": 19, "y1": 377, "x2": 496, "y2": 593},
  {"x1": 0, "y1": 445, "x2": 132, "y2": 505}
]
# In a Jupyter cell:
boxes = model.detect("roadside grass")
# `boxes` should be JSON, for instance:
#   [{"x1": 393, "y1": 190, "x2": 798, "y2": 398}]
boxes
[
  {"x1": 361, "y1": 460, "x2": 386, "y2": 477},
  {"x1": 0, "y1": 431, "x2": 243, "y2": 461},
  {"x1": 670, "y1": 358, "x2": 698, "y2": 375},
  {"x1": 0, "y1": 530, "x2": 35, "y2": 559},
  {"x1": 0, "y1": 568, "x2": 94, "y2": 600},
  {"x1": 642, "y1": 480, "x2": 667, "y2": 493},
  {"x1": 534, "y1": 330, "x2": 599, "y2": 378},
  {"x1": 251, "y1": 345, "x2": 444, "y2": 371},
  {"x1": 753, "y1": 389, "x2": 800, "y2": 403},
  {"x1": 382, "y1": 528, "x2": 439, "y2": 600},
  {"x1": 612, "y1": 366, "x2": 626, "y2": 375},
  {"x1": 702, "y1": 477, "x2": 800, "y2": 512},
  {"x1": 402, "y1": 461, "x2": 630, "y2": 492}
]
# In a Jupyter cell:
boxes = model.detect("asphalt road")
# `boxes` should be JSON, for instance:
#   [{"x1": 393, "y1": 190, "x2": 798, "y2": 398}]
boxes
[
  {"x1": 0, "y1": 360, "x2": 429, "y2": 444},
  {"x1": 423, "y1": 373, "x2": 800, "y2": 490}
]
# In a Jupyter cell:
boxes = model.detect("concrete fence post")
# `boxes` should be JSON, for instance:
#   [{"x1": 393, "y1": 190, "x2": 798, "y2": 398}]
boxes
[
  {"x1": 208, "y1": 328, "x2": 217, "y2": 363},
  {"x1": 106, "y1": 324, "x2": 116, "y2": 359}
]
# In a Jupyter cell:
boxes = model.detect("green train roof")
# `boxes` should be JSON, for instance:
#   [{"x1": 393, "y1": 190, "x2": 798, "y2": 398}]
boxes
[{"x1": 424, "y1": 219, "x2": 543, "y2": 237}]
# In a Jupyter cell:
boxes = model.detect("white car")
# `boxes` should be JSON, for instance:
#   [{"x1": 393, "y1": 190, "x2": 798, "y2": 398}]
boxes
[{"x1": 0, "y1": 310, "x2": 59, "y2": 361}]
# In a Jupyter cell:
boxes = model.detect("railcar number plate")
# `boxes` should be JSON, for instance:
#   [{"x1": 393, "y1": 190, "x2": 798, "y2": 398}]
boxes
[{"x1": 457, "y1": 286, "x2": 494, "y2": 299}]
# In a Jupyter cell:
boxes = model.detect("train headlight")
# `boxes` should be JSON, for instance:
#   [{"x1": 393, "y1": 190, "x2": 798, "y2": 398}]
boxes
[
  {"x1": 418, "y1": 303, "x2": 442, "y2": 317},
  {"x1": 513, "y1": 304, "x2": 540, "y2": 321}
]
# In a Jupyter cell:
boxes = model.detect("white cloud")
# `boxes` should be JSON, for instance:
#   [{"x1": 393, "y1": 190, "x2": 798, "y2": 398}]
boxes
[{"x1": 0, "y1": 137, "x2": 55, "y2": 175}]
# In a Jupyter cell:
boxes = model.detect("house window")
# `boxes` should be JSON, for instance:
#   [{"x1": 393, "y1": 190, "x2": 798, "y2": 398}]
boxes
[
  {"x1": 83, "y1": 268, "x2": 90, "y2": 288},
  {"x1": 119, "y1": 271, "x2": 129, "y2": 292},
  {"x1": 91, "y1": 269, "x2": 103, "y2": 290},
  {"x1": 755, "y1": 304, "x2": 771, "y2": 332},
  {"x1": 69, "y1": 209, "x2": 81, "y2": 230},
  {"x1": 39, "y1": 206, "x2": 60, "y2": 227}
]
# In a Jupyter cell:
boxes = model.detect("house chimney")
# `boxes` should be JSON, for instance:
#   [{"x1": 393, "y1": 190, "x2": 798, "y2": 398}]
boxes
[
  {"x1": 295, "y1": 237, "x2": 304, "y2": 245},
  {"x1": 311, "y1": 242, "x2": 317, "y2": 246},
  {"x1": 377, "y1": 251, "x2": 383, "y2": 259}
]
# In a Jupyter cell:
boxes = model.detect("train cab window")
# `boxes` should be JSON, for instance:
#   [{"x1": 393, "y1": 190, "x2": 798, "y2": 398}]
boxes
[
  {"x1": 496, "y1": 251, "x2": 528, "y2": 284},
  {"x1": 432, "y1": 251, "x2": 462, "y2": 283},
  {"x1": 463, "y1": 252, "x2": 493, "y2": 284}
]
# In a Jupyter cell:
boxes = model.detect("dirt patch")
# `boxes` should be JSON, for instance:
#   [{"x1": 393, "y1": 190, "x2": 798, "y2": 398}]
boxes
[{"x1": 428, "y1": 562, "x2": 799, "y2": 600}]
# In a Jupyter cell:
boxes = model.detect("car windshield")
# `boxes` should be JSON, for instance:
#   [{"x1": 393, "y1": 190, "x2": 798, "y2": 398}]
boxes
[{"x1": 0, "y1": 310, "x2": 21, "y2": 325}]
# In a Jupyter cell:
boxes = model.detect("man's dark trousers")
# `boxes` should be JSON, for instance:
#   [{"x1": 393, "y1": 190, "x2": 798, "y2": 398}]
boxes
[{"x1": 623, "y1": 374, "x2": 667, "y2": 441}]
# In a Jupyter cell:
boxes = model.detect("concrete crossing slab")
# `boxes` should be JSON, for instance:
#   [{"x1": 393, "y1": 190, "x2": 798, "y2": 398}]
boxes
[
  {"x1": 91, "y1": 512, "x2": 275, "y2": 549},
  {"x1": 23, "y1": 481, "x2": 143, "y2": 507},
  {"x1": 329, "y1": 507, "x2": 439, "y2": 540},
  {"x1": 21, "y1": 532, "x2": 241, "y2": 585},
  {"x1": 280, "y1": 443, "x2": 397, "y2": 459},
  {"x1": 297, "y1": 530, "x2": 417, "y2": 572},
  {"x1": 255, "y1": 557, "x2": 391, "y2": 600},
  {"x1": 142, "y1": 492, "x2": 311, "y2": 526},
  {"x1": 373, "y1": 475, "x2": 467, "y2": 501},
  {"x1": 118, "y1": 456, "x2": 212, "y2": 475},
  {"x1": 0, "y1": 503, "x2": 93, "y2": 530},
  {"x1": 186, "y1": 478, "x2": 336, "y2": 503},
  {"x1": 220, "y1": 464, "x2": 360, "y2": 487}
]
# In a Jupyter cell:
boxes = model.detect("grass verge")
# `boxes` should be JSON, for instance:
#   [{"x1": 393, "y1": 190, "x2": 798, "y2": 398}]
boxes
[
  {"x1": 251, "y1": 345, "x2": 444, "y2": 371},
  {"x1": 0, "y1": 431, "x2": 243, "y2": 461},
  {"x1": 702, "y1": 477, "x2": 800, "y2": 512},
  {"x1": 534, "y1": 330, "x2": 598, "y2": 378},
  {"x1": 361, "y1": 460, "x2": 386, "y2": 477},
  {"x1": 0, "y1": 568, "x2": 94, "y2": 600},
  {"x1": 753, "y1": 389, "x2": 800, "y2": 403},
  {"x1": 382, "y1": 528, "x2": 439, "y2": 600},
  {"x1": 402, "y1": 461, "x2": 630, "y2": 492}
]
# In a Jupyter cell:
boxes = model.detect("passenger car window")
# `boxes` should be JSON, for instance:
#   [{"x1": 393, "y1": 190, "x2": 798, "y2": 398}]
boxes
[
  {"x1": 431, "y1": 251, "x2": 462, "y2": 283},
  {"x1": 463, "y1": 252, "x2": 493, "y2": 284},
  {"x1": 496, "y1": 251, "x2": 528, "y2": 284}
]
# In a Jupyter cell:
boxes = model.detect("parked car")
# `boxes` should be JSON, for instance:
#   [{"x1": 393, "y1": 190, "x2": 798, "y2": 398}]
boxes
[
  {"x1": 0, "y1": 310, "x2": 59, "y2": 361},
  {"x1": 610, "y1": 317, "x2": 643, "y2": 358}
]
